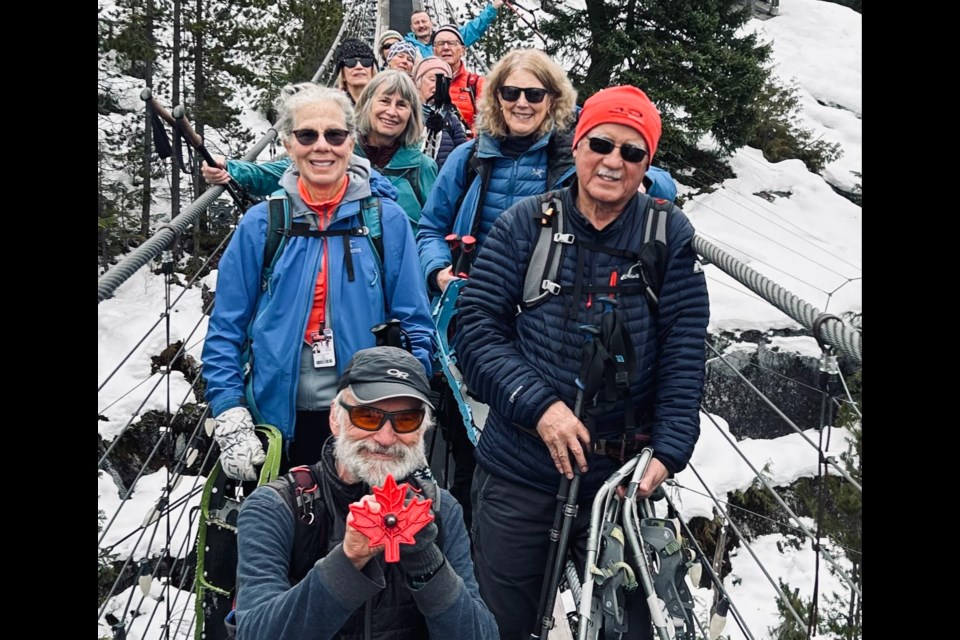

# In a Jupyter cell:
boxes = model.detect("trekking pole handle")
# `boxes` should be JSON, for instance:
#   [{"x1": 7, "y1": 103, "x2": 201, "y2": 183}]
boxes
[
  {"x1": 140, "y1": 88, "x2": 177, "y2": 127},
  {"x1": 172, "y1": 105, "x2": 218, "y2": 167}
]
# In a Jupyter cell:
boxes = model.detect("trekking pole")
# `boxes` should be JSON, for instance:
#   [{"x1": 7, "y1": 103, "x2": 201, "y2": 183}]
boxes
[
  {"x1": 454, "y1": 235, "x2": 477, "y2": 276},
  {"x1": 531, "y1": 325, "x2": 599, "y2": 639},
  {"x1": 171, "y1": 105, "x2": 259, "y2": 211},
  {"x1": 445, "y1": 233, "x2": 462, "y2": 278}
]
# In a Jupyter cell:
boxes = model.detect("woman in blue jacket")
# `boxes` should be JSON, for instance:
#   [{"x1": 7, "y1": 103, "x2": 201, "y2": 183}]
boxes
[
  {"x1": 202, "y1": 71, "x2": 438, "y2": 233},
  {"x1": 201, "y1": 83, "x2": 435, "y2": 480}
]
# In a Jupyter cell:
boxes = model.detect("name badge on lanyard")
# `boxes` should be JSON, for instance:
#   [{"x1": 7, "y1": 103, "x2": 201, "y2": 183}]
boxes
[{"x1": 311, "y1": 328, "x2": 336, "y2": 368}]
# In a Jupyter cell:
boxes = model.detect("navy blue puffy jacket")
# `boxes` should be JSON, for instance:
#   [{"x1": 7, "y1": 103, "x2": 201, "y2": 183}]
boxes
[{"x1": 455, "y1": 186, "x2": 710, "y2": 498}]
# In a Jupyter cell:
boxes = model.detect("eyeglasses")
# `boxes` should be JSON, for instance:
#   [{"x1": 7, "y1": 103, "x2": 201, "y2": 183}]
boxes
[
  {"x1": 498, "y1": 86, "x2": 552, "y2": 104},
  {"x1": 339, "y1": 400, "x2": 426, "y2": 433},
  {"x1": 585, "y1": 136, "x2": 648, "y2": 163},
  {"x1": 291, "y1": 128, "x2": 351, "y2": 146},
  {"x1": 343, "y1": 57, "x2": 375, "y2": 69},
  {"x1": 433, "y1": 39, "x2": 460, "y2": 49}
]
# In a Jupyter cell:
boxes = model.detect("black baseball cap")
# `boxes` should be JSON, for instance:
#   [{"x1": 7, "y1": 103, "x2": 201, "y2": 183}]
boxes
[{"x1": 338, "y1": 346, "x2": 434, "y2": 408}]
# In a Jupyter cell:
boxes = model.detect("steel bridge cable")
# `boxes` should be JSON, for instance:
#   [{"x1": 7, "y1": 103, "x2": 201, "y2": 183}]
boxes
[
  {"x1": 98, "y1": 127, "x2": 277, "y2": 304},
  {"x1": 98, "y1": 295, "x2": 215, "y2": 469},
  {"x1": 659, "y1": 487, "x2": 757, "y2": 640},
  {"x1": 694, "y1": 234, "x2": 861, "y2": 364},
  {"x1": 676, "y1": 161, "x2": 863, "y2": 275},
  {"x1": 690, "y1": 198, "x2": 855, "y2": 282},
  {"x1": 704, "y1": 343, "x2": 862, "y2": 491},
  {"x1": 698, "y1": 407, "x2": 862, "y2": 598},
  {"x1": 696, "y1": 229, "x2": 834, "y2": 297},
  {"x1": 98, "y1": 366, "x2": 210, "y2": 546},
  {"x1": 670, "y1": 482, "x2": 861, "y2": 560},
  {"x1": 686, "y1": 462, "x2": 809, "y2": 631}
]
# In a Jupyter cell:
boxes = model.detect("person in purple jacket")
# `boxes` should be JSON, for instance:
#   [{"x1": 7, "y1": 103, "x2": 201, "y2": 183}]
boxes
[{"x1": 235, "y1": 346, "x2": 498, "y2": 640}]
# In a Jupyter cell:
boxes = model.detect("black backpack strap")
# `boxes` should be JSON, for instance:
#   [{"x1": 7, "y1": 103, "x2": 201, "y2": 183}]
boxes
[
  {"x1": 636, "y1": 197, "x2": 674, "y2": 310},
  {"x1": 264, "y1": 463, "x2": 329, "y2": 585},
  {"x1": 451, "y1": 142, "x2": 493, "y2": 253},
  {"x1": 520, "y1": 192, "x2": 572, "y2": 312}
]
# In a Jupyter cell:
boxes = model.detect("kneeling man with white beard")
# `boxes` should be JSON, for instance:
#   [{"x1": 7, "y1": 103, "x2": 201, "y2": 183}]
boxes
[{"x1": 233, "y1": 346, "x2": 498, "y2": 640}]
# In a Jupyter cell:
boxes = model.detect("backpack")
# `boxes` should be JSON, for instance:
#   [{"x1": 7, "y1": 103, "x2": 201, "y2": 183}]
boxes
[
  {"x1": 260, "y1": 190, "x2": 384, "y2": 292},
  {"x1": 464, "y1": 72, "x2": 480, "y2": 110},
  {"x1": 519, "y1": 190, "x2": 675, "y2": 314}
]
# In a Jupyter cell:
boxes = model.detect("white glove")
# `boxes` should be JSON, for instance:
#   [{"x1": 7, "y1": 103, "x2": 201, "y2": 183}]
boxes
[{"x1": 213, "y1": 407, "x2": 266, "y2": 481}]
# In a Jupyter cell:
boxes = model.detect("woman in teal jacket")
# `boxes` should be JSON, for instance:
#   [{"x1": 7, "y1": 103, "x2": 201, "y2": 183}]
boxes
[
  {"x1": 203, "y1": 71, "x2": 437, "y2": 232},
  {"x1": 201, "y1": 83, "x2": 435, "y2": 480}
]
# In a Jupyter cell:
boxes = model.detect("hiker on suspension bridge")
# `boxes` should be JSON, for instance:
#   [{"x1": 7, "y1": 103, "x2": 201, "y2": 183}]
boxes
[
  {"x1": 334, "y1": 38, "x2": 379, "y2": 106},
  {"x1": 431, "y1": 24, "x2": 486, "y2": 132},
  {"x1": 201, "y1": 84, "x2": 434, "y2": 480},
  {"x1": 385, "y1": 40, "x2": 420, "y2": 77},
  {"x1": 414, "y1": 56, "x2": 469, "y2": 170},
  {"x1": 455, "y1": 84, "x2": 710, "y2": 639},
  {"x1": 416, "y1": 47, "x2": 578, "y2": 530},
  {"x1": 378, "y1": 30, "x2": 404, "y2": 66},
  {"x1": 203, "y1": 70, "x2": 438, "y2": 231},
  {"x1": 405, "y1": 1, "x2": 505, "y2": 58},
  {"x1": 233, "y1": 346, "x2": 498, "y2": 639}
]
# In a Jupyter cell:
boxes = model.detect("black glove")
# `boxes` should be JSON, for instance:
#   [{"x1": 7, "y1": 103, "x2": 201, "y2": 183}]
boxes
[
  {"x1": 399, "y1": 519, "x2": 445, "y2": 582},
  {"x1": 425, "y1": 111, "x2": 445, "y2": 133}
]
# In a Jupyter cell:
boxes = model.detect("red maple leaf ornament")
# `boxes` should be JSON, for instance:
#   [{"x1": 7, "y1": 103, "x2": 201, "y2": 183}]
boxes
[{"x1": 348, "y1": 474, "x2": 435, "y2": 562}]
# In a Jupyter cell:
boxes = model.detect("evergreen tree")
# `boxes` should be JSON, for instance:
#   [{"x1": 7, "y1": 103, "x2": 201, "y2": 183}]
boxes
[{"x1": 538, "y1": 0, "x2": 771, "y2": 167}]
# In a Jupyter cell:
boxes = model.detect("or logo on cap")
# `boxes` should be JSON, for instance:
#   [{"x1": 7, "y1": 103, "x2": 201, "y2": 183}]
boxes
[{"x1": 387, "y1": 368, "x2": 409, "y2": 379}]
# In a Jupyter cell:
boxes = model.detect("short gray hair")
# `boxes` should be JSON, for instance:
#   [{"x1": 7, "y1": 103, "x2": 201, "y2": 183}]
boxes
[
  {"x1": 274, "y1": 82, "x2": 356, "y2": 138},
  {"x1": 354, "y1": 70, "x2": 424, "y2": 147}
]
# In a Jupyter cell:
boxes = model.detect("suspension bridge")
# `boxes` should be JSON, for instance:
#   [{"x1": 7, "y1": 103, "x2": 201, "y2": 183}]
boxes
[{"x1": 97, "y1": 1, "x2": 862, "y2": 638}]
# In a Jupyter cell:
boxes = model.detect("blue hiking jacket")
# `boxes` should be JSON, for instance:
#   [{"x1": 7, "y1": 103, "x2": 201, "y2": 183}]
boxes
[
  {"x1": 404, "y1": 2, "x2": 499, "y2": 57},
  {"x1": 416, "y1": 131, "x2": 577, "y2": 293},
  {"x1": 201, "y1": 157, "x2": 435, "y2": 440}
]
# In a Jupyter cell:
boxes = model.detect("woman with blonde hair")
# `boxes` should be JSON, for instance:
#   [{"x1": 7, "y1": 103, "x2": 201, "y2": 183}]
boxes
[{"x1": 414, "y1": 48, "x2": 578, "y2": 530}]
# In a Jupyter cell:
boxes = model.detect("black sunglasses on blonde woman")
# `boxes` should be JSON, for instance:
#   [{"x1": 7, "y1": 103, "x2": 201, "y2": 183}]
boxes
[{"x1": 498, "y1": 86, "x2": 552, "y2": 104}]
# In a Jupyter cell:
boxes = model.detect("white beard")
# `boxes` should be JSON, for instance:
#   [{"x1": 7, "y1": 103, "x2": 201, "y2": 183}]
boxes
[{"x1": 334, "y1": 432, "x2": 428, "y2": 487}]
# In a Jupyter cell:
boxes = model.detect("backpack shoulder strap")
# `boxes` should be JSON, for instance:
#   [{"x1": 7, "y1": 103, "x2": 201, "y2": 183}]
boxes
[
  {"x1": 262, "y1": 190, "x2": 290, "y2": 291},
  {"x1": 360, "y1": 195, "x2": 384, "y2": 269},
  {"x1": 637, "y1": 197, "x2": 675, "y2": 309},
  {"x1": 520, "y1": 192, "x2": 572, "y2": 312},
  {"x1": 452, "y1": 142, "x2": 493, "y2": 242},
  {"x1": 466, "y1": 73, "x2": 480, "y2": 108},
  {"x1": 264, "y1": 463, "x2": 329, "y2": 584}
]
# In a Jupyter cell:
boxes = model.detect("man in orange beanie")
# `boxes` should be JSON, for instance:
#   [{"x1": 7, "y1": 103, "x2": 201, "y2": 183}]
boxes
[{"x1": 454, "y1": 83, "x2": 709, "y2": 640}]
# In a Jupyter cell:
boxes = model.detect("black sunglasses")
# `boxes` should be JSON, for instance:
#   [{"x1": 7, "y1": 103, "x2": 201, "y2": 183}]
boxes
[
  {"x1": 585, "y1": 136, "x2": 648, "y2": 163},
  {"x1": 343, "y1": 57, "x2": 375, "y2": 69},
  {"x1": 291, "y1": 128, "x2": 351, "y2": 146},
  {"x1": 498, "y1": 86, "x2": 552, "y2": 104},
  {"x1": 339, "y1": 400, "x2": 426, "y2": 433}
]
